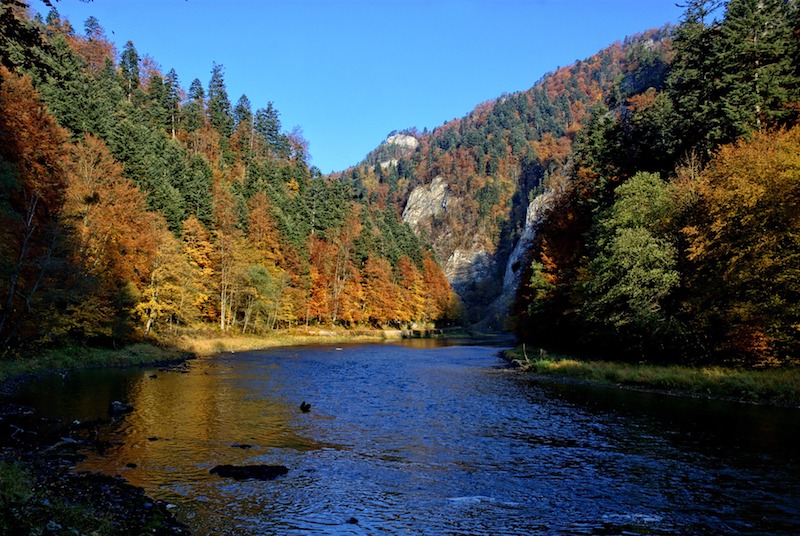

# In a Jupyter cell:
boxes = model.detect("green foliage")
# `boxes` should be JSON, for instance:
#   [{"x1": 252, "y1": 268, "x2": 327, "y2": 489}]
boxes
[
  {"x1": 119, "y1": 39, "x2": 139, "y2": 99},
  {"x1": 208, "y1": 62, "x2": 233, "y2": 138},
  {"x1": 518, "y1": 0, "x2": 800, "y2": 367}
]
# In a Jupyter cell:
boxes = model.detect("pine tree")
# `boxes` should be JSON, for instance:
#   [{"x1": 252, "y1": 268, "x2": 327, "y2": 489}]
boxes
[
  {"x1": 719, "y1": 0, "x2": 797, "y2": 133},
  {"x1": 207, "y1": 62, "x2": 233, "y2": 138},
  {"x1": 254, "y1": 102, "x2": 283, "y2": 158},
  {"x1": 183, "y1": 77, "x2": 205, "y2": 133},
  {"x1": 165, "y1": 68, "x2": 180, "y2": 139},
  {"x1": 666, "y1": 1, "x2": 726, "y2": 158},
  {"x1": 119, "y1": 40, "x2": 139, "y2": 100}
]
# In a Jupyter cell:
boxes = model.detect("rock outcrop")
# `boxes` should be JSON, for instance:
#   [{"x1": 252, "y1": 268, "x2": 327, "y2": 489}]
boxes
[
  {"x1": 480, "y1": 192, "x2": 553, "y2": 329},
  {"x1": 402, "y1": 176, "x2": 449, "y2": 228},
  {"x1": 386, "y1": 133, "x2": 419, "y2": 149}
]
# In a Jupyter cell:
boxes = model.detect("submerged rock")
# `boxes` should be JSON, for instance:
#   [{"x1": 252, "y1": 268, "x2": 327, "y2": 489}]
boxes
[
  {"x1": 109, "y1": 401, "x2": 133, "y2": 415},
  {"x1": 209, "y1": 464, "x2": 288, "y2": 481}
]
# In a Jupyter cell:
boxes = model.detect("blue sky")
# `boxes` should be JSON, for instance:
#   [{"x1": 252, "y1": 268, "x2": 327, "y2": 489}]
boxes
[{"x1": 35, "y1": 0, "x2": 686, "y2": 173}]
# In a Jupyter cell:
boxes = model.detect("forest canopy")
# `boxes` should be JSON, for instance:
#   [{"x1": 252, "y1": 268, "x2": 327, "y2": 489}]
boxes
[
  {"x1": 0, "y1": 1, "x2": 458, "y2": 351},
  {"x1": 513, "y1": 0, "x2": 800, "y2": 367}
]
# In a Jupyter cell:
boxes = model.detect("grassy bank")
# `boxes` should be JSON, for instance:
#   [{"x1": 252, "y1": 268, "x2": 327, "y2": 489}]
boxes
[
  {"x1": 0, "y1": 328, "x2": 425, "y2": 387},
  {"x1": 0, "y1": 343, "x2": 187, "y2": 387},
  {"x1": 170, "y1": 327, "x2": 410, "y2": 356},
  {"x1": 505, "y1": 347, "x2": 800, "y2": 408}
]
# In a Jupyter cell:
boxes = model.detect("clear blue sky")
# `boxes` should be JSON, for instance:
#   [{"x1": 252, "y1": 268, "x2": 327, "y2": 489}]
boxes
[{"x1": 34, "y1": 0, "x2": 686, "y2": 173}]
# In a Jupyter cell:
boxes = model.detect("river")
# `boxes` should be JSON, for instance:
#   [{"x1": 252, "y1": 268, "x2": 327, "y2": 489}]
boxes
[{"x1": 13, "y1": 341, "x2": 800, "y2": 535}]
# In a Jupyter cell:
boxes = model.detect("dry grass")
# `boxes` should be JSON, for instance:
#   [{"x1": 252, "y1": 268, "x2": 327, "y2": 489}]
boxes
[
  {"x1": 0, "y1": 329, "x2": 412, "y2": 386},
  {"x1": 169, "y1": 328, "x2": 404, "y2": 356}
]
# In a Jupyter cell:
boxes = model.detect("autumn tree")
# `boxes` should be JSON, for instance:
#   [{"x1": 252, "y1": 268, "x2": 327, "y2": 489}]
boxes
[
  {"x1": 0, "y1": 65, "x2": 70, "y2": 346},
  {"x1": 684, "y1": 127, "x2": 800, "y2": 365},
  {"x1": 181, "y1": 215, "x2": 215, "y2": 323},
  {"x1": 62, "y1": 134, "x2": 163, "y2": 340},
  {"x1": 136, "y1": 227, "x2": 199, "y2": 336}
]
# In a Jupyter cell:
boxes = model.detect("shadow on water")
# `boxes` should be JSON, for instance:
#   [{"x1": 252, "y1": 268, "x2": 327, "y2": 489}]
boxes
[{"x1": 10, "y1": 340, "x2": 800, "y2": 535}]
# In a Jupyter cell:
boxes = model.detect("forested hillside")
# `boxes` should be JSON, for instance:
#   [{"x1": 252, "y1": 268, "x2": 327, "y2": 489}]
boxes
[
  {"x1": 515, "y1": 0, "x2": 800, "y2": 366},
  {"x1": 338, "y1": 0, "x2": 798, "y2": 367},
  {"x1": 0, "y1": 2, "x2": 457, "y2": 350},
  {"x1": 339, "y1": 25, "x2": 673, "y2": 323}
]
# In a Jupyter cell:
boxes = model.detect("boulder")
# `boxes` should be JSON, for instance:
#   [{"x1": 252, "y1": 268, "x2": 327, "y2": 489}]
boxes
[
  {"x1": 209, "y1": 464, "x2": 289, "y2": 481},
  {"x1": 109, "y1": 401, "x2": 133, "y2": 415}
]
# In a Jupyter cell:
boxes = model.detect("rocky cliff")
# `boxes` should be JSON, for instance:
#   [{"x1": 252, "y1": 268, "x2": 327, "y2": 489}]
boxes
[{"x1": 350, "y1": 29, "x2": 672, "y2": 327}]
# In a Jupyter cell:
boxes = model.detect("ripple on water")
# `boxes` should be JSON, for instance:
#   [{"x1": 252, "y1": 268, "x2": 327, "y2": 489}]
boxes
[{"x1": 11, "y1": 342, "x2": 800, "y2": 535}]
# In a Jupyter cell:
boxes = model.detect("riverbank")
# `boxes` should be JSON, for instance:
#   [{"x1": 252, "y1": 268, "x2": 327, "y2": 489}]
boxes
[
  {"x1": 504, "y1": 347, "x2": 800, "y2": 408},
  {"x1": 0, "y1": 327, "x2": 464, "y2": 392},
  {"x1": 0, "y1": 401, "x2": 189, "y2": 534}
]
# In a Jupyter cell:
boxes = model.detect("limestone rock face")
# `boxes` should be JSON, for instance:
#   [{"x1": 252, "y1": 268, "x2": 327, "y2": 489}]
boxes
[
  {"x1": 479, "y1": 192, "x2": 553, "y2": 329},
  {"x1": 444, "y1": 243, "x2": 494, "y2": 296},
  {"x1": 402, "y1": 176, "x2": 449, "y2": 230},
  {"x1": 500, "y1": 192, "x2": 552, "y2": 297},
  {"x1": 386, "y1": 133, "x2": 419, "y2": 149}
]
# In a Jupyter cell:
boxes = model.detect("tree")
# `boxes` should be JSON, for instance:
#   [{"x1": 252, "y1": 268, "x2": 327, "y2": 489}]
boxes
[
  {"x1": 684, "y1": 127, "x2": 800, "y2": 365},
  {"x1": 62, "y1": 134, "x2": 164, "y2": 341},
  {"x1": 136, "y1": 227, "x2": 199, "y2": 336},
  {"x1": 361, "y1": 256, "x2": 400, "y2": 326},
  {"x1": 119, "y1": 40, "x2": 139, "y2": 100},
  {"x1": 183, "y1": 77, "x2": 205, "y2": 133},
  {"x1": 181, "y1": 215, "x2": 214, "y2": 322},
  {"x1": 233, "y1": 94, "x2": 254, "y2": 158},
  {"x1": 0, "y1": 66, "x2": 70, "y2": 345},
  {"x1": 666, "y1": 1, "x2": 726, "y2": 158},
  {"x1": 579, "y1": 172, "x2": 681, "y2": 356},
  {"x1": 718, "y1": 0, "x2": 797, "y2": 133},
  {"x1": 165, "y1": 68, "x2": 180, "y2": 139},
  {"x1": 254, "y1": 102, "x2": 284, "y2": 158},
  {"x1": 207, "y1": 62, "x2": 233, "y2": 138}
]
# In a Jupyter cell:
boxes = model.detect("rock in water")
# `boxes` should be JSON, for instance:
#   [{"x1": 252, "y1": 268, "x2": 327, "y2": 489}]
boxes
[
  {"x1": 109, "y1": 401, "x2": 134, "y2": 415},
  {"x1": 209, "y1": 464, "x2": 289, "y2": 481}
]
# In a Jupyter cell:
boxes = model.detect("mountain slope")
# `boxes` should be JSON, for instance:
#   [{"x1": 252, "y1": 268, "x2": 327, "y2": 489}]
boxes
[{"x1": 340, "y1": 27, "x2": 673, "y2": 325}]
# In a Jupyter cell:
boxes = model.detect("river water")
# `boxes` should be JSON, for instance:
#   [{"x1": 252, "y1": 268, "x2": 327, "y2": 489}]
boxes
[{"x1": 14, "y1": 341, "x2": 800, "y2": 535}]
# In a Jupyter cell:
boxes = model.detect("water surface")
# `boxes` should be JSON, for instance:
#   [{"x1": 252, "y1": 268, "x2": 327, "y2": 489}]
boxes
[{"x1": 15, "y1": 341, "x2": 800, "y2": 534}]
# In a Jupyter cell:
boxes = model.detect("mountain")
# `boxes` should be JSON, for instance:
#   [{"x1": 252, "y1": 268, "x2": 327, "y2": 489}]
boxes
[{"x1": 339, "y1": 27, "x2": 673, "y2": 326}]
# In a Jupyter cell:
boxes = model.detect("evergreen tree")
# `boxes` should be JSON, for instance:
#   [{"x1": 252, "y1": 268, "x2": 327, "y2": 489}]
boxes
[
  {"x1": 666, "y1": 1, "x2": 726, "y2": 158},
  {"x1": 182, "y1": 153, "x2": 215, "y2": 225},
  {"x1": 119, "y1": 40, "x2": 140, "y2": 100},
  {"x1": 183, "y1": 77, "x2": 205, "y2": 133},
  {"x1": 207, "y1": 62, "x2": 233, "y2": 138},
  {"x1": 146, "y1": 73, "x2": 170, "y2": 132},
  {"x1": 254, "y1": 102, "x2": 285, "y2": 157},
  {"x1": 165, "y1": 68, "x2": 180, "y2": 138},
  {"x1": 718, "y1": 0, "x2": 797, "y2": 133},
  {"x1": 84, "y1": 16, "x2": 101, "y2": 39},
  {"x1": 188, "y1": 77, "x2": 204, "y2": 100},
  {"x1": 233, "y1": 94, "x2": 253, "y2": 130}
]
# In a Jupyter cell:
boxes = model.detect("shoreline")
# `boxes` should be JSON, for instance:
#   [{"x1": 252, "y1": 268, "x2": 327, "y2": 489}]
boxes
[
  {"x1": 502, "y1": 347, "x2": 800, "y2": 409},
  {"x1": 0, "y1": 328, "x2": 472, "y2": 396}
]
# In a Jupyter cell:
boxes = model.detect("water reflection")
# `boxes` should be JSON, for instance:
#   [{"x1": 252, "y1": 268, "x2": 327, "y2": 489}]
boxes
[{"x1": 11, "y1": 341, "x2": 800, "y2": 535}]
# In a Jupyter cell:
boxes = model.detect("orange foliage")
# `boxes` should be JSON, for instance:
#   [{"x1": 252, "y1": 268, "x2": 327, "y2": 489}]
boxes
[
  {"x1": 247, "y1": 192, "x2": 284, "y2": 266},
  {"x1": 0, "y1": 66, "x2": 70, "y2": 340},
  {"x1": 362, "y1": 256, "x2": 402, "y2": 326},
  {"x1": 66, "y1": 34, "x2": 116, "y2": 75},
  {"x1": 65, "y1": 134, "x2": 163, "y2": 290},
  {"x1": 685, "y1": 126, "x2": 800, "y2": 362}
]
